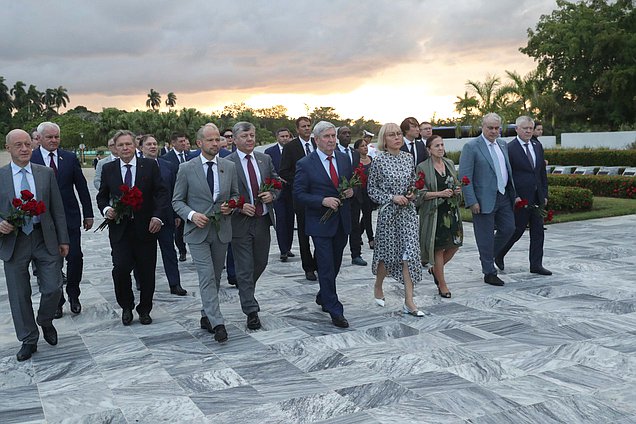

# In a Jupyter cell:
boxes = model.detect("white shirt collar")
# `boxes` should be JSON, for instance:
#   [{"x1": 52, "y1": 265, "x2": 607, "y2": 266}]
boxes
[
  {"x1": 11, "y1": 161, "x2": 33, "y2": 175},
  {"x1": 199, "y1": 154, "x2": 217, "y2": 166},
  {"x1": 121, "y1": 156, "x2": 137, "y2": 167},
  {"x1": 40, "y1": 146, "x2": 57, "y2": 158},
  {"x1": 237, "y1": 149, "x2": 255, "y2": 161}
]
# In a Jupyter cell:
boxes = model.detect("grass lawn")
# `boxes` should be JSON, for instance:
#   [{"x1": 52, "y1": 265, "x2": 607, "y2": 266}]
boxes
[{"x1": 460, "y1": 197, "x2": 636, "y2": 224}]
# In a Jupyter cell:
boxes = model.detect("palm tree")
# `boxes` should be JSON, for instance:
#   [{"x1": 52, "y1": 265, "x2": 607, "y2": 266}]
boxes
[
  {"x1": 26, "y1": 84, "x2": 43, "y2": 116},
  {"x1": 146, "y1": 89, "x2": 161, "y2": 111},
  {"x1": 165, "y1": 92, "x2": 177, "y2": 110},
  {"x1": 10, "y1": 81, "x2": 27, "y2": 110},
  {"x1": 0, "y1": 76, "x2": 12, "y2": 112},
  {"x1": 454, "y1": 92, "x2": 479, "y2": 121},
  {"x1": 465, "y1": 74, "x2": 508, "y2": 114},
  {"x1": 53, "y1": 86, "x2": 70, "y2": 113}
]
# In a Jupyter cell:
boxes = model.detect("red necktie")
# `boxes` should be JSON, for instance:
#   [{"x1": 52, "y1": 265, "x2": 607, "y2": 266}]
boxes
[
  {"x1": 327, "y1": 156, "x2": 339, "y2": 188},
  {"x1": 246, "y1": 155, "x2": 263, "y2": 216},
  {"x1": 49, "y1": 152, "x2": 58, "y2": 176}
]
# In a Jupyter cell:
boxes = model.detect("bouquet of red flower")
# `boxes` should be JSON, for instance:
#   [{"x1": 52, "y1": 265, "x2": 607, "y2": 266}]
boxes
[
  {"x1": 226, "y1": 195, "x2": 246, "y2": 210},
  {"x1": 1, "y1": 190, "x2": 46, "y2": 233},
  {"x1": 320, "y1": 165, "x2": 366, "y2": 223},
  {"x1": 259, "y1": 177, "x2": 283, "y2": 192},
  {"x1": 515, "y1": 198, "x2": 555, "y2": 223},
  {"x1": 96, "y1": 185, "x2": 143, "y2": 231}
]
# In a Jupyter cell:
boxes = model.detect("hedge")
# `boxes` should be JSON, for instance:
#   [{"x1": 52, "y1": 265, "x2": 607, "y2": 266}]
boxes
[
  {"x1": 548, "y1": 174, "x2": 636, "y2": 199},
  {"x1": 547, "y1": 186, "x2": 593, "y2": 212},
  {"x1": 446, "y1": 148, "x2": 636, "y2": 167}
]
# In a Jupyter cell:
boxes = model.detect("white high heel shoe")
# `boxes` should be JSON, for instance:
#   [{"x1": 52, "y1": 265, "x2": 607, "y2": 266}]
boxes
[
  {"x1": 403, "y1": 303, "x2": 425, "y2": 317},
  {"x1": 374, "y1": 297, "x2": 385, "y2": 307}
]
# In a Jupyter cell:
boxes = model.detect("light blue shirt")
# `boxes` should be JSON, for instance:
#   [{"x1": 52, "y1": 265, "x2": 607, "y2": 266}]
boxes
[
  {"x1": 11, "y1": 162, "x2": 40, "y2": 224},
  {"x1": 481, "y1": 135, "x2": 508, "y2": 187}
]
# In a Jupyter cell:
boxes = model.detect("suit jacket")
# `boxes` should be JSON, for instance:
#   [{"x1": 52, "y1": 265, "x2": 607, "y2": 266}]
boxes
[
  {"x1": 94, "y1": 155, "x2": 116, "y2": 190},
  {"x1": 264, "y1": 144, "x2": 283, "y2": 172},
  {"x1": 0, "y1": 164, "x2": 69, "y2": 260},
  {"x1": 172, "y1": 156, "x2": 239, "y2": 244},
  {"x1": 279, "y1": 137, "x2": 317, "y2": 189},
  {"x1": 293, "y1": 150, "x2": 353, "y2": 237},
  {"x1": 162, "y1": 149, "x2": 191, "y2": 168},
  {"x1": 96, "y1": 158, "x2": 169, "y2": 243},
  {"x1": 31, "y1": 148, "x2": 94, "y2": 228},
  {"x1": 507, "y1": 137, "x2": 548, "y2": 204},
  {"x1": 459, "y1": 135, "x2": 516, "y2": 214},
  {"x1": 156, "y1": 157, "x2": 178, "y2": 221},
  {"x1": 400, "y1": 138, "x2": 429, "y2": 167},
  {"x1": 226, "y1": 151, "x2": 279, "y2": 236}
]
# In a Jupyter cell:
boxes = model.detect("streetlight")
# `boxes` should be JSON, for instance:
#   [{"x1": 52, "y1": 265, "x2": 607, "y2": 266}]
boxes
[{"x1": 79, "y1": 132, "x2": 85, "y2": 164}]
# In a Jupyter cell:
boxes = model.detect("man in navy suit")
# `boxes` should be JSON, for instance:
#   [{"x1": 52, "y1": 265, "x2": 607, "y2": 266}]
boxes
[
  {"x1": 294, "y1": 121, "x2": 354, "y2": 328},
  {"x1": 400, "y1": 117, "x2": 428, "y2": 168},
  {"x1": 139, "y1": 134, "x2": 187, "y2": 295},
  {"x1": 31, "y1": 122, "x2": 94, "y2": 317},
  {"x1": 265, "y1": 127, "x2": 295, "y2": 262},
  {"x1": 459, "y1": 113, "x2": 517, "y2": 286},
  {"x1": 496, "y1": 116, "x2": 551, "y2": 275}
]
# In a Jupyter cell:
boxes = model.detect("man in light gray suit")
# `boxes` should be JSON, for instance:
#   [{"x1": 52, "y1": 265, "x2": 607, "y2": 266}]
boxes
[
  {"x1": 1, "y1": 129, "x2": 69, "y2": 361},
  {"x1": 172, "y1": 123, "x2": 239, "y2": 343},
  {"x1": 459, "y1": 113, "x2": 517, "y2": 286},
  {"x1": 93, "y1": 137, "x2": 117, "y2": 190},
  {"x1": 226, "y1": 122, "x2": 280, "y2": 331}
]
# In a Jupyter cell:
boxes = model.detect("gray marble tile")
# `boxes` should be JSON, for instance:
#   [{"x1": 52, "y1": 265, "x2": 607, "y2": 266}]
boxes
[
  {"x1": 0, "y1": 356, "x2": 36, "y2": 389},
  {"x1": 537, "y1": 364, "x2": 625, "y2": 394},
  {"x1": 395, "y1": 370, "x2": 477, "y2": 397},
  {"x1": 175, "y1": 367, "x2": 248, "y2": 395},
  {"x1": 270, "y1": 337, "x2": 354, "y2": 372},
  {"x1": 115, "y1": 393, "x2": 206, "y2": 423},
  {"x1": 336, "y1": 380, "x2": 420, "y2": 409},
  {"x1": 0, "y1": 384, "x2": 44, "y2": 424},
  {"x1": 315, "y1": 410, "x2": 381, "y2": 423},
  {"x1": 367, "y1": 398, "x2": 465, "y2": 424},
  {"x1": 47, "y1": 408, "x2": 127, "y2": 424},
  {"x1": 424, "y1": 386, "x2": 521, "y2": 419},
  {"x1": 190, "y1": 385, "x2": 266, "y2": 415}
]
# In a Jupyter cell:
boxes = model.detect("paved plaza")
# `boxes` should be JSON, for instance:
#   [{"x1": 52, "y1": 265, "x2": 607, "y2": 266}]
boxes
[{"x1": 1, "y1": 165, "x2": 636, "y2": 423}]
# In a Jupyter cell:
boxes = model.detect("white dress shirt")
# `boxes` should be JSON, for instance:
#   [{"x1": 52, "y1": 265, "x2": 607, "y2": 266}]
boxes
[{"x1": 237, "y1": 150, "x2": 269, "y2": 215}]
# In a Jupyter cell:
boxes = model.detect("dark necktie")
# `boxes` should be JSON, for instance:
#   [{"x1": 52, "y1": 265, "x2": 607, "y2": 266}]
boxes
[
  {"x1": 409, "y1": 142, "x2": 416, "y2": 163},
  {"x1": 246, "y1": 155, "x2": 263, "y2": 216},
  {"x1": 304, "y1": 142, "x2": 311, "y2": 156},
  {"x1": 524, "y1": 142, "x2": 534, "y2": 167},
  {"x1": 327, "y1": 156, "x2": 339, "y2": 188},
  {"x1": 206, "y1": 162, "x2": 215, "y2": 199},
  {"x1": 48, "y1": 152, "x2": 58, "y2": 176},
  {"x1": 124, "y1": 164, "x2": 132, "y2": 187},
  {"x1": 179, "y1": 152, "x2": 185, "y2": 163}
]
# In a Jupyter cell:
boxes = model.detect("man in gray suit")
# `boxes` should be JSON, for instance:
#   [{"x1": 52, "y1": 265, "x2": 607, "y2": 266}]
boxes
[
  {"x1": 172, "y1": 123, "x2": 239, "y2": 343},
  {"x1": 459, "y1": 113, "x2": 517, "y2": 286},
  {"x1": 0, "y1": 129, "x2": 69, "y2": 361},
  {"x1": 93, "y1": 137, "x2": 117, "y2": 190},
  {"x1": 226, "y1": 122, "x2": 280, "y2": 330}
]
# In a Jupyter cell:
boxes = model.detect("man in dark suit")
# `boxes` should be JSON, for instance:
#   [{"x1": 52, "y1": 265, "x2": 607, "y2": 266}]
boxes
[
  {"x1": 161, "y1": 132, "x2": 191, "y2": 261},
  {"x1": 1, "y1": 129, "x2": 69, "y2": 361},
  {"x1": 139, "y1": 134, "x2": 187, "y2": 295},
  {"x1": 280, "y1": 116, "x2": 318, "y2": 281},
  {"x1": 496, "y1": 116, "x2": 551, "y2": 275},
  {"x1": 459, "y1": 113, "x2": 517, "y2": 286},
  {"x1": 97, "y1": 130, "x2": 168, "y2": 326},
  {"x1": 226, "y1": 122, "x2": 280, "y2": 330},
  {"x1": 294, "y1": 121, "x2": 354, "y2": 328},
  {"x1": 31, "y1": 122, "x2": 94, "y2": 317},
  {"x1": 400, "y1": 117, "x2": 429, "y2": 168},
  {"x1": 336, "y1": 126, "x2": 366, "y2": 267},
  {"x1": 172, "y1": 124, "x2": 239, "y2": 343},
  {"x1": 265, "y1": 127, "x2": 295, "y2": 262}
]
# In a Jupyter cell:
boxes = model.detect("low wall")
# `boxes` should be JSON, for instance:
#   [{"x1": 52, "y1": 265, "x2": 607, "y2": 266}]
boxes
[
  {"x1": 443, "y1": 136, "x2": 557, "y2": 152},
  {"x1": 561, "y1": 131, "x2": 636, "y2": 149}
]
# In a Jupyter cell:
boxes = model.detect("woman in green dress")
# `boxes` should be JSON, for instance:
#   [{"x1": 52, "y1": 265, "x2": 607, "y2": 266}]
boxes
[{"x1": 416, "y1": 135, "x2": 463, "y2": 298}]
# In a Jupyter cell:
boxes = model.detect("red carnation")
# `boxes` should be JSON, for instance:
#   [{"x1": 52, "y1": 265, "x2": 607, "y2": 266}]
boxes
[{"x1": 20, "y1": 190, "x2": 34, "y2": 201}]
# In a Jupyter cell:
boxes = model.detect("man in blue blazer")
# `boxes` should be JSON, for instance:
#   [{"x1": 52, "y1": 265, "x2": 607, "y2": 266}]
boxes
[
  {"x1": 294, "y1": 121, "x2": 354, "y2": 328},
  {"x1": 496, "y1": 116, "x2": 551, "y2": 275},
  {"x1": 31, "y1": 122, "x2": 94, "y2": 316},
  {"x1": 264, "y1": 127, "x2": 295, "y2": 262},
  {"x1": 459, "y1": 113, "x2": 517, "y2": 286}
]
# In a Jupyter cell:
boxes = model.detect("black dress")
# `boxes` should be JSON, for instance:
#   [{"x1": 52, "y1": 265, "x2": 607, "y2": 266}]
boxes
[{"x1": 434, "y1": 167, "x2": 462, "y2": 250}]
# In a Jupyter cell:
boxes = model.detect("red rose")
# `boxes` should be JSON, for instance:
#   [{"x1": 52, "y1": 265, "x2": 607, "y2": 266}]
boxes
[
  {"x1": 237, "y1": 195, "x2": 246, "y2": 208},
  {"x1": 227, "y1": 199, "x2": 237, "y2": 208},
  {"x1": 22, "y1": 199, "x2": 37, "y2": 213},
  {"x1": 545, "y1": 210, "x2": 554, "y2": 222},
  {"x1": 273, "y1": 179, "x2": 282, "y2": 189},
  {"x1": 415, "y1": 179, "x2": 425, "y2": 190},
  {"x1": 35, "y1": 201, "x2": 46, "y2": 215},
  {"x1": 461, "y1": 176, "x2": 470, "y2": 185},
  {"x1": 20, "y1": 190, "x2": 34, "y2": 201},
  {"x1": 119, "y1": 185, "x2": 129, "y2": 193},
  {"x1": 515, "y1": 199, "x2": 528, "y2": 210},
  {"x1": 12, "y1": 198, "x2": 22, "y2": 208}
]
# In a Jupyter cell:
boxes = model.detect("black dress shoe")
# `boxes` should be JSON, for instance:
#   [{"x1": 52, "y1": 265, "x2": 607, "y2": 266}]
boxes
[
  {"x1": 331, "y1": 315, "x2": 349, "y2": 328},
  {"x1": 54, "y1": 305, "x2": 63, "y2": 319},
  {"x1": 138, "y1": 312, "x2": 152, "y2": 325},
  {"x1": 179, "y1": 252, "x2": 187, "y2": 262},
  {"x1": 315, "y1": 296, "x2": 328, "y2": 312},
  {"x1": 352, "y1": 256, "x2": 368, "y2": 266},
  {"x1": 42, "y1": 324, "x2": 58, "y2": 346},
  {"x1": 286, "y1": 251, "x2": 295, "y2": 258},
  {"x1": 280, "y1": 253, "x2": 288, "y2": 262},
  {"x1": 70, "y1": 299, "x2": 81, "y2": 314},
  {"x1": 305, "y1": 271, "x2": 317, "y2": 281},
  {"x1": 247, "y1": 312, "x2": 261, "y2": 330},
  {"x1": 530, "y1": 267, "x2": 552, "y2": 276},
  {"x1": 494, "y1": 256, "x2": 505, "y2": 271},
  {"x1": 122, "y1": 309, "x2": 133, "y2": 326},
  {"x1": 213, "y1": 324, "x2": 228, "y2": 343},
  {"x1": 200, "y1": 316, "x2": 214, "y2": 333},
  {"x1": 16, "y1": 343, "x2": 37, "y2": 362},
  {"x1": 170, "y1": 285, "x2": 188, "y2": 296},
  {"x1": 227, "y1": 276, "x2": 237, "y2": 286},
  {"x1": 484, "y1": 274, "x2": 505, "y2": 286}
]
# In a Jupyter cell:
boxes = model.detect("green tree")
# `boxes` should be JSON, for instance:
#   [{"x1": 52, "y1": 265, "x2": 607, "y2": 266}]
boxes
[
  {"x1": 146, "y1": 89, "x2": 161, "y2": 111},
  {"x1": 52, "y1": 86, "x2": 70, "y2": 113},
  {"x1": 520, "y1": 0, "x2": 636, "y2": 129},
  {"x1": 26, "y1": 84, "x2": 43, "y2": 117},
  {"x1": 454, "y1": 91, "x2": 479, "y2": 123},
  {"x1": 165, "y1": 92, "x2": 177, "y2": 110},
  {"x1": 10, "y1": 81, "x2": 27, "y2": 111}
]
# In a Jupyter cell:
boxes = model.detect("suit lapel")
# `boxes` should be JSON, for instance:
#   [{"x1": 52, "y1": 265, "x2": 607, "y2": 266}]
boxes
[
  {"x1": 231, "y1": 155, "x2": 249, "y2": 194},
  {"x1": 477, "y1": 138, "x2": 497, "y2": 175},
  {"x1": 32, "y1": 166, "x2": 46, "y2": 201}
]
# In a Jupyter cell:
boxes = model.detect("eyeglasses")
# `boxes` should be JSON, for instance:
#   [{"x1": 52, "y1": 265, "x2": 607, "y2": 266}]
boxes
[{"x1": 224, "y1": 134, "x2": 233, "y2": 138}]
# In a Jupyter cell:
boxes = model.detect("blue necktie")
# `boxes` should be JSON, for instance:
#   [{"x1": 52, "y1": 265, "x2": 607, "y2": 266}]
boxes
[
  {"x1": 488, "y1": 143, "x2": 505, "y2": 194},
  {"x1": 206, "y1": 162, "x2": 215, "y2": 200},
  {"x1": 20, "y1": 168, "x2": 33, "y2": 235},
  {"x1": 124, "y1": 164, "x2": 132, "y2": 187}
]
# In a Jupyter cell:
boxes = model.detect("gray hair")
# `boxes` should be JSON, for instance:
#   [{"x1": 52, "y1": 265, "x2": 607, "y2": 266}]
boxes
[
  {"x1": 515, "y1": 115, "x2": 534, "y2": 126},
  {"x1": 232, "y1": 121, "x2": 255, "y2": 137},
  {"x1": 312, "y1": 121, "x2": 336, "y2": 138},
  {"x1": 112, "y1": 130, "x2": 136, "y2": 144},
  {"x1": 37, "y1": 121, "x2": 60, "y2": 134},
  {"x1": 482, "y1": 113, "x2": 502, "y2": 126}
]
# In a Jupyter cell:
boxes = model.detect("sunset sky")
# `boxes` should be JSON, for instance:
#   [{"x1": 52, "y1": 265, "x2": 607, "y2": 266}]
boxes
[{"x1": 2, "y1": 0, "x2": 558, "y2": 123}]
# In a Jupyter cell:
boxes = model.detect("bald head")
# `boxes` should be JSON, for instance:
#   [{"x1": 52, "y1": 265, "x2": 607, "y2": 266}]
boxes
[{"x1": 6, "y1": 129, "x2": 33, "y2": 167}]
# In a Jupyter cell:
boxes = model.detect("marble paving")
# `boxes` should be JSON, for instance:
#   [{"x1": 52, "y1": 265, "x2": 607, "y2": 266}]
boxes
[{"x1": 1, "y1": 168, "x2": 635, "y2": 423}]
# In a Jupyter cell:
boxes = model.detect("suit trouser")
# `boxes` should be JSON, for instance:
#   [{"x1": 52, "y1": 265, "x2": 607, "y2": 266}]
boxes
[
  {"x1": 189, "y1": 230, "x2": 227, "y2": 327},
  {"x1": 294, "y1": 202, "x2": 316, "y2": 273},
  {"x1": 349, "y1": 199, "x2": 363, "y2": 258},
  {"x1": 3, "y1": 229, "x2": 62, "y2": 344},
  {"x1": 226, "y1": 244, "x2": 236, "y2": 279},
  {"x1": 157, "y1": 221, "x2": 181, "y2": 287},
  {"x1": 232, "y1": 215, "x2": 271, "y2": 315},
  {"x1": 313, "y1": 221, "x2": 348, "y2": 317},
  {"x1": 59, "y1": 226, "x2": 82, "y2": 305},
  {"x1": 273, "y1": 193, "x2": 294, "y2": 255},
  {"x1": 110, "y1": 231, "x2": 157, "y2": 314},
  {"x1": 359, "y1": 194, "x2": 375, "y2": 242},
  {"x1": 174, "y1": 222, "x2": 187, "y2": 255},
  {"x1": 471, "y1": 192, "x2": 515, "y2": 276},
  {"x1": 498, "y1": 193, "x2": 545, "y2": 270}
]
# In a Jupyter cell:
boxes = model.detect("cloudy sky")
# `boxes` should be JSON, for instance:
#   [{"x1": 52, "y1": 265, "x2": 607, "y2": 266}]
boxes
[{"x1": 2, "y1": 0, "x2": 557, "y2": 123}]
